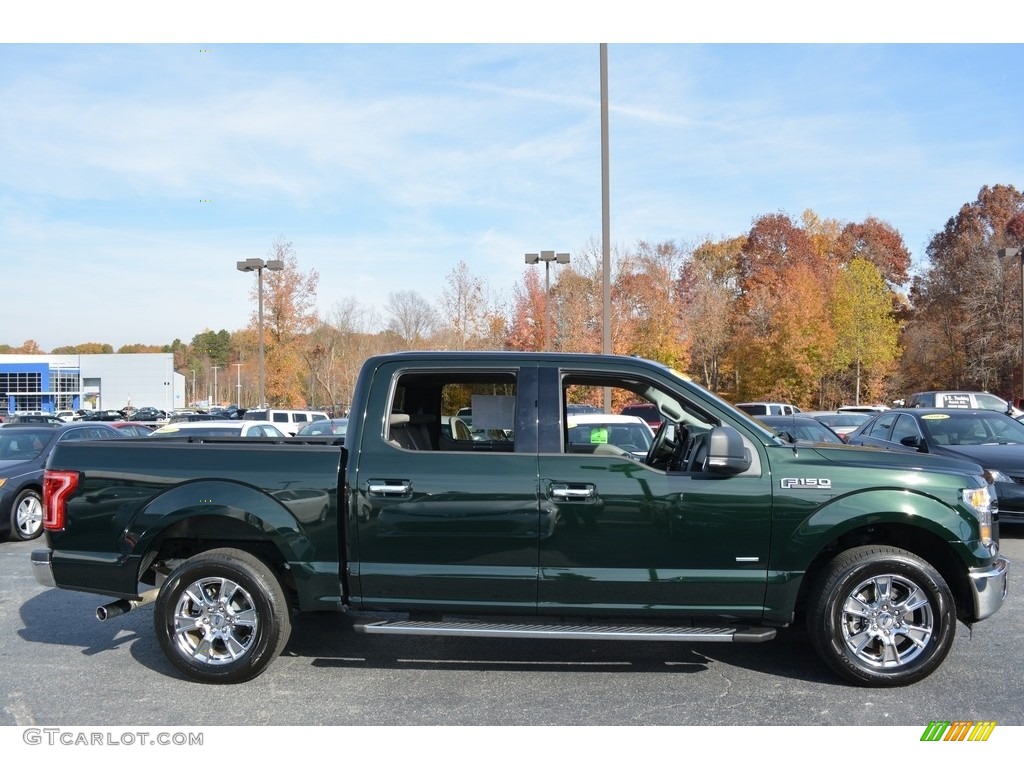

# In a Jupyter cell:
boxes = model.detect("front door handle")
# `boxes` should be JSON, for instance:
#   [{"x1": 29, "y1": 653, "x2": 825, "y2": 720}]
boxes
[{"x1": 549, "y1": 483, "x2": 596, "y2": 501}]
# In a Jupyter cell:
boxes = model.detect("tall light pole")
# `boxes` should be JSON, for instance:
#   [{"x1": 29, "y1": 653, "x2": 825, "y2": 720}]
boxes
[
  {"x1": 236, "y1": 257, "x2": 284, "y2": 407},
  {"x1": 600, "y1": 43, "x2": 612, "y2": 414},
  {"x1": 234, "y1": 362, "x2": 242, "y2": 406},
  {"x1": 525, "y1": 250, "x2": 570, "y2": 351},
  {"x1": 999, "y1": 247, "x2": 1023, "y2": 405},
  {"x1": 211, "y1": 365, "x2": 221, "y2": 407}
]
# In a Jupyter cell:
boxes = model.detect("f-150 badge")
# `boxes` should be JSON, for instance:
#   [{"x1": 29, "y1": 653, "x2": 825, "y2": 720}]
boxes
[{"x1": 781, "y1": 478, "x2": 832, "y2": 489}]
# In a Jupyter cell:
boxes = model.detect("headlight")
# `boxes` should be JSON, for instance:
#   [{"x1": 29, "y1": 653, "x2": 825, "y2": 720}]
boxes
[
  {"x1": 0, "y1": 477, "x2": 6, "y2": 488},
  {"x1": 962, "y1": 485, "x2": 994, "y2": 547},
  {"x1": 985, "y1": 469, "x2": 1012, "y2": 484}
]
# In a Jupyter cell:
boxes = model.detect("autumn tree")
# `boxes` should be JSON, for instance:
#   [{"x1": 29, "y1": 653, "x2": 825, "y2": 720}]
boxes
[
  {"x1": 320, "y1": 298, "x2": 388, "y2": 412},
  {"x1": 906, "y1": 185, "x2": 1024, "y2": 394},
  {"x1": 50, "y1": 342, "x2": 113, "y2": 354},
  {"x1": 118, "y1": 343, "x2": 163, "y2": 354},
  {"x1": 613, "y1": 240, "x2": 689, "y2": 368},
  {"x1": 438, "y1": 260, "x2": 491, "y2": 350},
  {"x1": 385, "y1": 290, "x2": 437, "y2": 349},
  {"x1": 732, "y1": 213, "x2": 835, "y2": 405},
  {"x1": 678, "y1": 237, "x2": 744, "y2": 393},
  {"x1": 505, "y1": 268, "x2": 547, "y2": 351},
  {"x1": 256, "y1": 236, "x2": 320, "y2": 407}
]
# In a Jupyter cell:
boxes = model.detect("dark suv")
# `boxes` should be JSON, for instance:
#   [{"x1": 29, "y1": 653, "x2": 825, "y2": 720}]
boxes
[{"x1": 620, "y1": 402, "x2": 661, "y2": 430}]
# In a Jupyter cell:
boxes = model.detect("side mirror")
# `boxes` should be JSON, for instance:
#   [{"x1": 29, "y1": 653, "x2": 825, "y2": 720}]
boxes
[
  {"x1": 705, "y1": 425, "x2": 752, "y2": 475},
  {"x1": 900, "y1": 435, "x2": 924, "y2": 451}
]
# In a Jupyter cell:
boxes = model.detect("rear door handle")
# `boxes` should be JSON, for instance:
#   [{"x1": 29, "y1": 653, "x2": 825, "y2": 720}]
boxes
[{"x1": 367, "y1": 480, "x2": 412, "y2": 497}]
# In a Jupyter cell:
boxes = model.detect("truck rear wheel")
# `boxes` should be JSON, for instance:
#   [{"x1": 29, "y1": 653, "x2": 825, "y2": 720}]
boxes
[
  {"x1": 807, "y1": 545, "x2": 955, "y2": 687},
  {"x1": 154, "y1": 548, "x2": 291, "y2": 684}
]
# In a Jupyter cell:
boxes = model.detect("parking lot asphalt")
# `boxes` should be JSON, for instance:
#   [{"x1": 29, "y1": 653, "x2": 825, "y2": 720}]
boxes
[{"x1": 1, "y1": 531, "x2": 1021, "y2": 728}]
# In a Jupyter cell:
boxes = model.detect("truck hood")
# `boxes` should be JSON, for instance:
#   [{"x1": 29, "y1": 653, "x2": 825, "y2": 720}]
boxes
[
  {"x1": 806, "y1": 443, "x2": 984, "y2": 477},
  {"x1": 927, "y1": 442, "x2": 1024, "y2": 473},
  {"x1": 0, "y1": 458, "x2": 39, "y2": 475}
]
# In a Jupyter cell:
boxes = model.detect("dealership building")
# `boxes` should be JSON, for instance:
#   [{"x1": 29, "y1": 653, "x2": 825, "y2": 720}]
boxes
[{"x1": 0, "y1": 353, "x2": 185, "y2": 415}]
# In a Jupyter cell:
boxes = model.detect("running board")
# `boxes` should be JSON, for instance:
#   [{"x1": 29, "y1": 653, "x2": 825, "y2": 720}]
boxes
[{"x1": 355, "y1": 619, "x2": 776, "y2": 644}]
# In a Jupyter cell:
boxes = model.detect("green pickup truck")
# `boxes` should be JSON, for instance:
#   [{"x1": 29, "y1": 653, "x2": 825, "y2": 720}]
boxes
[{"x1": 32, "y1": 352, "x2": 1009, "y2": 686}]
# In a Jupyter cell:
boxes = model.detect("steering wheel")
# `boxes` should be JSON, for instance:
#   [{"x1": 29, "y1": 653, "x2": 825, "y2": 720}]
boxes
[
  {"x1": 682, "y1": 432, "x2": 706, "y2": 472},
  {"x1": 645, "y1": 422, "x2": 683, "y2": 469}
]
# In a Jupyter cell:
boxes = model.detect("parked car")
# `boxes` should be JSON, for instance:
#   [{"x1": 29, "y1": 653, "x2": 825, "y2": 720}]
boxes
[
  {"x1": 566, "y1": 414, "x2": 655, "y2": 460},
  {"x1": 148, "y1": 420, "x2": 289, "y2": 438},
  {"x1": 837, "y1": 404, "x2": 890, "y2": 414},
  {"x1": 167, "y1": 413, "x2": 222, "y2": 423},
  {"x1": 906, "y1": 391, "x2": 1018, "y2": 415},
  {"x1": 845, "y1": 408, "x2": 1024, "y2": 522},
  {"x1": 1, "y1": 414, "x2": 65, "y2": 426},
  {"x1": 619, "y1": 402, "x2": 662, "y2": 430},
  {"x1": 804, "y1": 410, "x2": 872, "y2": 441},
  {"x1": 81, "y1": 409, "x2": 127, "y2": 421},
  {"x1": 756, "y1": 415, "x2": 844, "y2": 444},
  {"x1": 110, "y1": 421, "x2": 156, "y2": 437},
  {"x1": 0, "y1": 422, "x2": 126, "y2": 540},
  {"x1": 736, "y1": 402, "x2": 802, "y2": 416},
  {"x1": 566, "y1": 403, "x2": 603, "y2": 415},
  {"x1": 131, "y1": 407, "x2": 167, "y2": 422},
  {"x1": 295, "y1": 418, "x2": 349, "y2": 438},
  {"x1": 242, "y1": 409, "x2": 329, "y2": 437}
]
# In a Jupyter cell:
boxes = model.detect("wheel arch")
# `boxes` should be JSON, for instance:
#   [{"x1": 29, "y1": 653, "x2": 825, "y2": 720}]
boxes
[
  {"x1": 767, "y1": 489, "x2": 981, "y2": 625},
  {"x1": 126, "y1": 479, "x2": 339, "y2": 611},
  {"x1": 796, "y1": 522, "x2": 971, "y2": 619}
]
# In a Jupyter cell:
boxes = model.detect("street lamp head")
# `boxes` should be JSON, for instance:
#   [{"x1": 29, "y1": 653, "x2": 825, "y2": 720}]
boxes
[
  {"x1": 556, "y1": 252, "x2": 571, "y2": 264},
  {"x1": 266, "y1": 259, "x2": 285, "y2": 271},
  {"x1": 236, "y1": 258, "x2": 265, "y2": 273},
  {"x1": 525, "y1": 253, "x2": 540, "y2": 265}
]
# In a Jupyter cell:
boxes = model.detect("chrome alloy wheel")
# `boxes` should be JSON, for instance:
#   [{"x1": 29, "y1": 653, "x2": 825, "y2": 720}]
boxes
[
  {"x1": 840, "y1": 573, "x2": 934, "y2": 668},
  {"x1": 16, "y1": 493, "x2": 43, "y2": 539},
  {"x1": 171, "y1": 577, "x2": 259, "y2": 665}
]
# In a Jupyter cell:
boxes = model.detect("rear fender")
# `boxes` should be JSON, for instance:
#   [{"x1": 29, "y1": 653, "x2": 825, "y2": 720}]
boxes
[{"x1": 124, "y1": 479, "x2": 340, "y2": 609}]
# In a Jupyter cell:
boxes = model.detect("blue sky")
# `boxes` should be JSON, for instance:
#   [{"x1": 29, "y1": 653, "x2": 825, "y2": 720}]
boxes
[{"x1": 2, "y1": 5, "x2": 1023, "y2": 351}]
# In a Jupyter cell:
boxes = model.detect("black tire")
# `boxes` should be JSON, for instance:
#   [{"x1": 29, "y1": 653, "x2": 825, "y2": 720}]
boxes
[
  {"x1": 154, "y1": 548, "x2": 291, "y2": 684},
  {"x1": 10, "y1": 488, "x2": 44, "y2": 541},
  {"x1": 807, "y1": 545, "x2": 956, "y2": 687}
]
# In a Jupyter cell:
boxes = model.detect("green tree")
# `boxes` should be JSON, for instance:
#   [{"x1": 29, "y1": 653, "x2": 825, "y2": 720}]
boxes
[{"x1": 832, "y1": 259, "x2": 901, "y2": 404}]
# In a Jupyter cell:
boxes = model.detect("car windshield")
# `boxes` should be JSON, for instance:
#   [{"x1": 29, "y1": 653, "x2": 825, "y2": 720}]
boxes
[
  {"x1": 0, "y1": 430, "x2": 54, "y2": 459},
  {"x1": 567, "y1": 422, "x2": 653, "y2": 452},
  {"x1": 815, "y1": 413, "x2": 870, "y2": 428},
  {"x1": 920, "y1": 412, "x2": 1024, "y2": 446},
  {"x1": 150, "y1": 426, "x2": 243, "y2": 437}
]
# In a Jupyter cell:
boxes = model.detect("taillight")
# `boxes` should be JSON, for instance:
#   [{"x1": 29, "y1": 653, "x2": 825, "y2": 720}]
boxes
[{"x1": 43, "y1": 470, "x2": 79, "y2": 531}]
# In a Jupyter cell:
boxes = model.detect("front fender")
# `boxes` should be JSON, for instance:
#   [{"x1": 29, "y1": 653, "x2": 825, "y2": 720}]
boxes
[
  {"x1": 783, "y1": 488, "x2": 981, "y2": 566},
  {"x1": 763, "y1": 488, "x2": 986, "y2": 624}
]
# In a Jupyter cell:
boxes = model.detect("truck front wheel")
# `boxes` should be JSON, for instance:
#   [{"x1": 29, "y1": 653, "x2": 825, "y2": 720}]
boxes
[
  {"x1": 808, "y1": 545, "x2": 956, "y2": 687},
  {"x1": 154, "y1": 548, "x2": 291, "y2": 684}
]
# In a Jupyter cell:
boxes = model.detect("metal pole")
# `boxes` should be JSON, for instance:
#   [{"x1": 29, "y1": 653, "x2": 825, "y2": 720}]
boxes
[
  {"x1": 258, "y1": 266, "x2": 266, "y2": 408},
  {"x1": 999, "y1": 247, "x2": 1024, "y2": 406},
  {"x1": 600, "y1": 43, "x2": 612, "y2": 412},
  {"x1": 545, "y1": 259, "x2": 552, "y2": 352}
]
